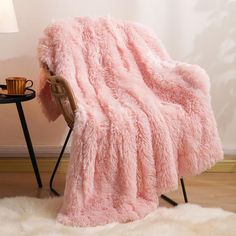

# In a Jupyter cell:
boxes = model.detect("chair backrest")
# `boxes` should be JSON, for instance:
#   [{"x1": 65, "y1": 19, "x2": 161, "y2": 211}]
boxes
[{"x1": 47, "y1": 75, "x2": 77, "y2": 129}]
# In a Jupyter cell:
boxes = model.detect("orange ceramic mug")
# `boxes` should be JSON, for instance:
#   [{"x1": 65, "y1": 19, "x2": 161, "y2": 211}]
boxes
[{"x1": 6, "y1": 77, "x2": 33, "y2": 95}]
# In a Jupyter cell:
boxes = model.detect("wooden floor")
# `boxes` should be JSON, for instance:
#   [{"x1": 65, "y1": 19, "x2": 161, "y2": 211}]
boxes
[{"x1": 0, "y1": 172, "x2": 235, "y2": 212}]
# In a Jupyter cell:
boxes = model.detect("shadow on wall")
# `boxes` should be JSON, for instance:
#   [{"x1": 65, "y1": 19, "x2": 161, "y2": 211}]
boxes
[
  {"x1": 188, "y1": 0, "x2": 236, "y2": 132},
  {"x1": 0, "y1": 56, "x2": 37, "y2": 82}
]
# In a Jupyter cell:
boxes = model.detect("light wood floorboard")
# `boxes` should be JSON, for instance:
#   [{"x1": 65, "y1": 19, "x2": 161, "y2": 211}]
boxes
[{"x1": 0, "y1": 172, "x2": 235, "y2": 212}]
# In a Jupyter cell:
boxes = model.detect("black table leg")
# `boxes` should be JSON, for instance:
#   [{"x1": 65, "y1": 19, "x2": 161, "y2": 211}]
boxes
[{"x1": 16, "y1": 102, "x2": 42, "y2": 188}]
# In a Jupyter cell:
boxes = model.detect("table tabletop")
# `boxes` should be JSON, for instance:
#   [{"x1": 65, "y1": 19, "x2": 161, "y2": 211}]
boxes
[{"x1": 0, "y1": 85, "x2": 35, "y2": 104}]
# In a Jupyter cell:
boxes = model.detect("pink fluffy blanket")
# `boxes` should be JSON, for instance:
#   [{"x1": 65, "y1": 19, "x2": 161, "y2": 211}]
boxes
[{"x1": 38, "y1": 17, "x2": 223, "y2": 227}]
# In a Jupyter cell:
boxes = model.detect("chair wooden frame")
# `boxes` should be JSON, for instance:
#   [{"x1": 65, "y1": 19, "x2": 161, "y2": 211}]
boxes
[{"x1": 46, "y1": 69, "x2": 188, "y2": 205}]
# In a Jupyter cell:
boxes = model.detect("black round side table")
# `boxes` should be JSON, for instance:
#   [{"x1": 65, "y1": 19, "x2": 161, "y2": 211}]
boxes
[{"x1": 0, "y1": 85, "x2": 42, "y2": 188}]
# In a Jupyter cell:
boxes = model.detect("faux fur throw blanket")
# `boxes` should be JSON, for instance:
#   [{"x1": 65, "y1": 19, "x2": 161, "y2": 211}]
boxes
[{"x1": 38, "y1": 17, "x2": 223, "y2": 227}]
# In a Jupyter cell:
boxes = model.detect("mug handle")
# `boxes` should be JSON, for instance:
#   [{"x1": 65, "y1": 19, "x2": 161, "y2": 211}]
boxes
[{"x1": 25, "y1": 80, "x2": 33, "y2": 89}]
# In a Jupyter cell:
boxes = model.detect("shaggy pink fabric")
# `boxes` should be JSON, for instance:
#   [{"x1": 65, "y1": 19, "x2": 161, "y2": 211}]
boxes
[{"x1": 38, "y1": 17, "x2": 223, "y2": 227}]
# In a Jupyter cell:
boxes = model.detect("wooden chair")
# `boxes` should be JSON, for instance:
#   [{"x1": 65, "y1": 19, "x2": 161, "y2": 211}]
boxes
[{"x1": 46, "y1": 72, "x2": 188, "y2": 206}]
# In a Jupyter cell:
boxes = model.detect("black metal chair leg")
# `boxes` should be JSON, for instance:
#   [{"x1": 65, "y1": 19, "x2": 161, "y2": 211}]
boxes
[
  {"x1": 161, "y1": 177, "x2": 188, "y2": 206},
  {"x1": 161, "y1": 194, "x2": 178, "y2": 206},
  {"x1": 50, "y1": 128, "x2": 73, "y2": 196},
  {"x1": 180, "y1": 177, "x2": 188, "y2": 203}
]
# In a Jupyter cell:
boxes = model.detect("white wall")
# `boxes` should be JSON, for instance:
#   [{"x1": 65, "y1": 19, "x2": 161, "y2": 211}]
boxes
[{"x1": 0, "y1": 0, "x2": 235, "y2": 155}]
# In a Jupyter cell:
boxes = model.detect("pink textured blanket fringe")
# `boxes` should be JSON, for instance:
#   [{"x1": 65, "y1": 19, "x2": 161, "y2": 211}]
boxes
[{"x1": 38, "y1": 17, "x2": 223, "y2": 227}]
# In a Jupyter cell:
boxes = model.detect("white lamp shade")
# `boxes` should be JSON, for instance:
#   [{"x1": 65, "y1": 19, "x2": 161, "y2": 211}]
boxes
[{"x1": 0, "y1": 0, "x2": 18, "y2": 33}]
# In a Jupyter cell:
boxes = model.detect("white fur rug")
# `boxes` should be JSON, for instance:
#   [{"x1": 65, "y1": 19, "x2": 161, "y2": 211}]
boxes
[{"x1": 0, "y1": 197, "x2": 236, "y2": 236}]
